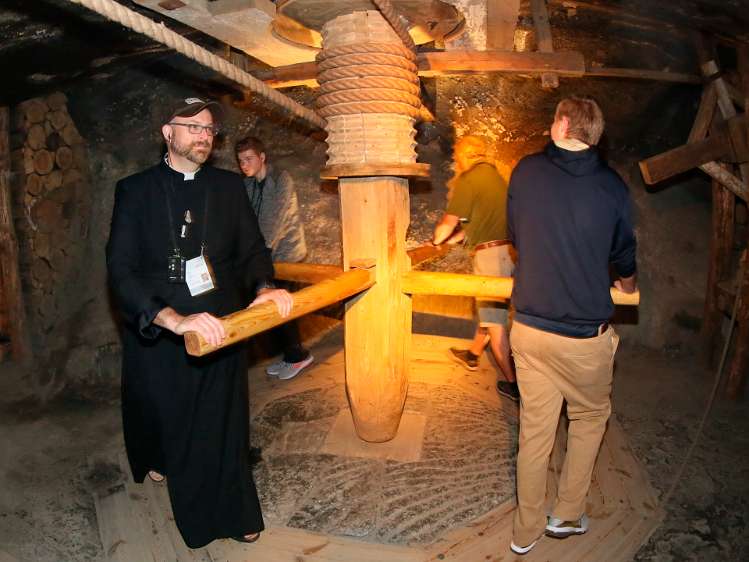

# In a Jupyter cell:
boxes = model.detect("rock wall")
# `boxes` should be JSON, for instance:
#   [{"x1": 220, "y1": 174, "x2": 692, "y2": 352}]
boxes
[{"x1": 5, "y1": 51, "x2": 725, "y2": 397}]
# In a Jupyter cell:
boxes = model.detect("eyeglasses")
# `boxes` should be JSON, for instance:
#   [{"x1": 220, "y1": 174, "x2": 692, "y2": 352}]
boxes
[{"x1": 169, "y1": 122, "x2": 220, "y2": 137}]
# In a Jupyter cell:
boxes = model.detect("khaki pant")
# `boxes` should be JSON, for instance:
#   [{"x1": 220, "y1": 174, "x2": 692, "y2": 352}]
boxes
[
  {"x1": 510, "y1": 321, "x2": 619, "y2": 546},
  {"x1": 472, "y1": 243, "x2": 514, "y2": 326}
]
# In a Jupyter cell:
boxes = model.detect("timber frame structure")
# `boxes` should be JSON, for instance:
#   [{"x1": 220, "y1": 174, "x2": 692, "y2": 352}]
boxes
[
  {"x1": 639, "y1": 36, "x2": 749, "y2": 398},
  {"x1": 25, "y1": 0, "x2": 744, "y2": 558}
]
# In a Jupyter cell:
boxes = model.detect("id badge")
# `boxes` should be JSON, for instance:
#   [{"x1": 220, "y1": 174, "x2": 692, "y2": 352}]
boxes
[{"x1": 185, "y1": 254, "x2": 217, "y2": 296}]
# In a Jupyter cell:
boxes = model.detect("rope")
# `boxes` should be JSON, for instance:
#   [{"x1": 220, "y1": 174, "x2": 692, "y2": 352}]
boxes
[
  {"x1": 661, "y1": 248, "x2": 748, "y2": 506},
  {"x1": 319, "y1": 101, "x2": 421, "y2": 119},
  {"x1": 317, "y1": 89, "x2": 422, "y2": 108},
  {"x1": 316, "y1": 42, "x2": 416, "y2": 62},
  {"x1": 319, "y1": 77, "x2": 420, "y2": 96},
  {"x1": 318, "y1": 53, "x2": 418, "y2": 73},
  {"x1": 318, "y1": 64, "x2": 420, "y2": 84},
  {"x1": 315, "y1": 38, "x2": 425, "y2": 121},
  {"x1": 65, "y1": 0, "x2": 326, "y2": 130},
  {"x1": 371, "y1": 0, "x2": 417, "y2": 52}
]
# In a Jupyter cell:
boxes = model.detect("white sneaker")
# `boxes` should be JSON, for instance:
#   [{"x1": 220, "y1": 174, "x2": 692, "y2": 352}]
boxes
[
  {"x1": 545, "y1": 513, "x2": 589, "y2": 538},
  {"x1": 510, "y1": 539, "x2": 537, "y2": 554},
  {"x1": 265, "y1": 359, "x2": 287, "y2": 376},
  {"x1": 276, "y1": 355, "x2": 314, "y2": 380}
]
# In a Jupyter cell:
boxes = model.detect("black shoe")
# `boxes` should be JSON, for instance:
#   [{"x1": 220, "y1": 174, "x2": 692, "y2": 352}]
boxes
[
  {"x1": 249, "y1": 447, "x2": 263, "y2": 467},
  {"x1": 497, "y1": 380, "x2": 520, "y2": 402},
  {"x1": 448, "y1": 348, "x2": 479, "y2": 371}
]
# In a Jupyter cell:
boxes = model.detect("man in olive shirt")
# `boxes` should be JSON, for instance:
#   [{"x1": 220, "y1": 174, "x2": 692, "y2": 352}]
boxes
[{"x1": 432, "y1": 136, "x2": 518, "y2": 400}]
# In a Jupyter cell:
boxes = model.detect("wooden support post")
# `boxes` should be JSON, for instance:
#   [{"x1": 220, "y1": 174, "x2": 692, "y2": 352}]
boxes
[
  {"x1": 701, "y1": 179, "x2": 736, "y2": 363},
  {"x1": 725, "y1": 45, "x2": 749, "y2": 398},
  {"x1": 486, "y1": 0, "x2": 520, "y2": 51},
  {"x1": 725, "y1": 251, "x2": 749, "y2": 398},
  {"x1": 401, "y1": 270, "x2": 640, "y2": 306},
  {"x1": 339, "y1": 177, "x2": 411, "y2": 442},
  {"x1": 184, "y1": 267, "x2": 375, "y2": 357},
  {"x1": 530, "y1": 0, "x2": 559, "y2": 89},
  {"x1": 0, "y1": 107, "x2": 28, "y2": 361}
]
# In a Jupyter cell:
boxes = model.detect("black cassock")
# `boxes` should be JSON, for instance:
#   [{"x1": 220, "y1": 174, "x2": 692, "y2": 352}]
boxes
[{"x1": 106, "y1": 161, "x2": 272, "y2": 548}]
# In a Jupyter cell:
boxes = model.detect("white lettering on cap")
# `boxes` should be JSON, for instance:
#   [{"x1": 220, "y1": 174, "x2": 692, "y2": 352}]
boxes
[{"x1": 185, "y1": 97, "x2": 205, "y2": 104}]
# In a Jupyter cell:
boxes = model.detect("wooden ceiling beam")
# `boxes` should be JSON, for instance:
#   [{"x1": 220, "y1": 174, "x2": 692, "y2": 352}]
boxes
[
  {"x1": 256, "y1": 50, "x2": 703, "y2": 89},
  {"x1": 547, "y1": 0, "x2": 748, "y2": 45}
]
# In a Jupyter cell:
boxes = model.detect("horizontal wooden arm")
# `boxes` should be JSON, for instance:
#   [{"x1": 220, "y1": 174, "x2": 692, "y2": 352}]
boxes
[
  {"x1": 400, "y1": 271, "x2": 640, "y2": 306},
  {"x1": 273, "y1": 245, "x2": 450, "y2": 284},
  {"x1": 273, "y1": 262, "x2": 343, "y2": 283},
  {"x1": 401, "y1": 271, "x2": 513, "y2": 300},
  {"x1": 185, "y1": 267, "x2": 375, "y2": 357}
]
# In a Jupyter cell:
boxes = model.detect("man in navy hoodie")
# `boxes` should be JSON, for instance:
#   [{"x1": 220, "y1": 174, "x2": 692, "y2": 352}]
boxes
[{"x1": 507, "y1": 97, "x2": 637, "y2": 555}]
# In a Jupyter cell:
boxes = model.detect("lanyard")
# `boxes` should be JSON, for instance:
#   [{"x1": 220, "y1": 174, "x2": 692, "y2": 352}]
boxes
[{"x1": 162, "y1": 173, "x2": 210, "y2": 256}]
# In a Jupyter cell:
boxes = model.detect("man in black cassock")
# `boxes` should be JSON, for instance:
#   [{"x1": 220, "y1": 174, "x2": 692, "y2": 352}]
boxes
[{"x1": 106, "y1": 97, "x2": 292, "y2": 548}]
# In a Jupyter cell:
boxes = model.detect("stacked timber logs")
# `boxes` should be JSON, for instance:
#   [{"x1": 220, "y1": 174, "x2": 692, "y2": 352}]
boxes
[{"x1": 9, "y1": 93, "x2": 91, "y2": 339}]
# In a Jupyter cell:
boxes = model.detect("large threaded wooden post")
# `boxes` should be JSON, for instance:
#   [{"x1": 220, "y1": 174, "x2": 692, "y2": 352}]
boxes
[{"x1": 320, "y1": 10, "x2": 418, "y2": 442}]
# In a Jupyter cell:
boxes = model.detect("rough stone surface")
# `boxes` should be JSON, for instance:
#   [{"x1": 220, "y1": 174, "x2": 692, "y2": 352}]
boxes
[
  {"x1": 252, "y1": 381, "x2": 518, "y2": 545},
  {"x1": 1, "y1": 332, "x2": 749, "y2": 560}
]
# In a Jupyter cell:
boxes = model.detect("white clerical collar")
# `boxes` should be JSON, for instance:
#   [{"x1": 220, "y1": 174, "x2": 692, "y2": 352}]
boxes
[
  {"x1": 164, "y1": 153, "x2": 200, "y2": 181},
  {"x1": 554, "y1": 138, "x2": 590, "y2": 152}
]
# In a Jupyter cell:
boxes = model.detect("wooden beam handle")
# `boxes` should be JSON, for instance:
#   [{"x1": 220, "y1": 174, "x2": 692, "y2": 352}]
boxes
[
  {"x1": 184, "y1": 267, "x2": 375, "y2": 357},
  {"x1": 401, "y1": 271, "x2": 640, "y2": 305}
]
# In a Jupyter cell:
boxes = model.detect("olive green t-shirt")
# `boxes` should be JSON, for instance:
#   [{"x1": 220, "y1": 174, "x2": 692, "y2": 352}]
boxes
[{"x1": 446, "y1": 162, "x2": 508, "y2": 248}]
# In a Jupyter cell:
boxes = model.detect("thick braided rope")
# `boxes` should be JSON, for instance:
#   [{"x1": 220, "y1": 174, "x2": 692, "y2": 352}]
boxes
[
  {"x1": 371, "y1": 0, "x2": 417, "y2": 52},
  {"x1": 318, "y1": 53, "x2": 418, "y2": 73},
  {"x1": 318, "y1": 101, "x2": 421, "y2": 119},
  {"x1": 316, "y1": 42, "x2": 416, "y2": 62},
  {"x1": 317, "y1": 88, "x2": 422, "y2": 108},
  {"x1": 66, "y1": 0, "x2": 326, "y2": 129},
  {"x1": 319, "y1": 77, "x2": 420, "y2": 96},
  {"x1": 318, "y1": 64, "x2": 420, "y2": 84}
]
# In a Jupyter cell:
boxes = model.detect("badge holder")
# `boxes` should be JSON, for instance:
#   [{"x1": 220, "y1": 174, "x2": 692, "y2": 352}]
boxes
[{"x1": 186, "y1": 244, "x2": 217, "y2": 296}]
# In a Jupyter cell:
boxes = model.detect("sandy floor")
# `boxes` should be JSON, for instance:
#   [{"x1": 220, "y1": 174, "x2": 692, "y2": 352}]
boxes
[{"x1": 0, "y1": 331, "x2": 747, "y2": 561}]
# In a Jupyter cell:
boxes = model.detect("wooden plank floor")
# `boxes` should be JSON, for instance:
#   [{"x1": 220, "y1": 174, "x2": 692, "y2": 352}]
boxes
[{"x1": 93, "y1": 334, "x2": 663, "y2": 562}]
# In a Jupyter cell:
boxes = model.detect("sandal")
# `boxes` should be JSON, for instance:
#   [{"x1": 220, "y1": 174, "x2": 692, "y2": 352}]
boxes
[
  {"x1": 147, "y1": 470, "x2": 165, "y2": 483},
  {"x1": 232, "y1": 532, "x2": 260, "y2": 543}
]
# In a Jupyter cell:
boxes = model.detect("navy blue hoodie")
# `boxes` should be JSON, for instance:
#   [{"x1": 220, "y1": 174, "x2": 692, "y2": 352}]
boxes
[{"x1": 507, "y1": 143, "x2": 637, "y2": 330}]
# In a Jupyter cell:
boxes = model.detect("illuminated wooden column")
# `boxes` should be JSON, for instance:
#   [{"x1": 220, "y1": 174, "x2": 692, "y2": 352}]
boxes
[
  {"x1": 339, "y1": 177, "x2": 411, "y2": 442},
  {"x1": 319, "y1": 10, "x2": 425, "y2": 442}
]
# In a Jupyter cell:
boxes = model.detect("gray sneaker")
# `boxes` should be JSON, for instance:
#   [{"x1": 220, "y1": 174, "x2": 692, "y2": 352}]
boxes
[
  {"x1": 265, "y1": 359, "x2": 287, "y2": 376},
  {"x1": 276, "y1": 355, "x2": 314, "y2": 380},
  {"x1": 545, "y1": 513, "x2": 589, "y2": 538},
  {"x1": 510, "y1": 539, "x2": 538, "y2": 555}
]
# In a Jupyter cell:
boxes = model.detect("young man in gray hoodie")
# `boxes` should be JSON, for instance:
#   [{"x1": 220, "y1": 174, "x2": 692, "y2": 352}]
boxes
[{"x1": 236, "y1": 136, "x2": 313, "y2": 380}]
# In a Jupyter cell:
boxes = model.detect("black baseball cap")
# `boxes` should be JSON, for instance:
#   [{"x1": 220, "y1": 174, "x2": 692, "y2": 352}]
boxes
[{"x1": 168, "y1": 97, "x2": 223, "y2": 123}]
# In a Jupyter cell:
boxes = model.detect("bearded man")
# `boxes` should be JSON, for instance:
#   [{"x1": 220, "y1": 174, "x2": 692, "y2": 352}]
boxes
[{"x1": 106, "y1": 98, "x2": 292, "y2": 548}]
